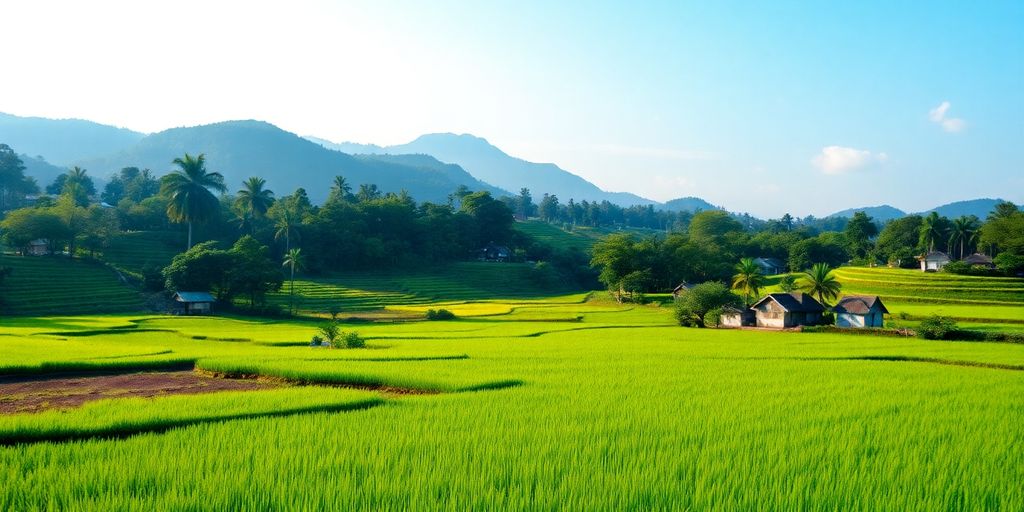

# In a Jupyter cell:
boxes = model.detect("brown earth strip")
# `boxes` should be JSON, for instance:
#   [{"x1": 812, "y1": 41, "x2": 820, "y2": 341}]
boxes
[{"x1": 0, "y1": 371, "x2": 280, "y2": 414}]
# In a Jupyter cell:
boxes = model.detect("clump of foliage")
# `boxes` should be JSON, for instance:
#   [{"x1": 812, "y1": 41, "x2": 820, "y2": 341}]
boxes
[
  {"x1": 318, "y1": 321, "x2": 365, "y2": 348},
  {"x1": 162, "y1": 235, "x2": 283, "y2": 307},
  {"x1": 318, "y1": 322, "x2": 340, "y2": 346},
  {"x1": 310, "y1": 335, "x2": 324, "y2": 347},
  {"x1": 342, "y1": 331, "x2": 366, "y2": 349},
  {"x1": 941, "y1": 260, "x2": 996, "y2": 276},
  {"x1": 674, "y1": 282, "x2": 742, "y2": 328},
  {"x1": 917, "y1": 316, "x2": 959, "y2": 340},
  {"x1": 778, "y1": 274, "x2": 797, "y2": 292},
  {"x1": 426, "y1": 309, "x2": 456, "y2": 321}
]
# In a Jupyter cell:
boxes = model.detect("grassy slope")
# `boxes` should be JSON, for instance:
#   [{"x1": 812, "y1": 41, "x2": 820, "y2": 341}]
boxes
[
  {"x1": 515, "y1": 220, "x2": 663, "y2": 252},
  {"x1": 2, "y1": 302, "x2": 1024, "y2": 509},
  {"x1": 102, "y1": 231, "x2": 182, "y2": 276},
  {"x1": 0, "y1": 255, "x2": 144, "y2": 316},
  {"x1": 271, "y1": 261, "x2": 579, "y2": 314}
]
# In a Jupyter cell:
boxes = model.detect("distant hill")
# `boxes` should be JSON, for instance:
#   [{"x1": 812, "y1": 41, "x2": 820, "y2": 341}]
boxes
[
  {"x1": 0, "y1": 112, "x2": 144, "y2": 165},
  {"x1": 310, "y1": 133, "x2": 657, "y2": 207},
  {"x1": 77, "y1": 121, "x2": 502, "y2": 204},
  {"x1": 915, "y1": 198, "x2": 1007, "y2": 220},
  {"x1": 827, "y1": 205, "x2": 906, "y2": 222},
  {"x1": 18, "y1": 154, "x2": 68, "y2": 190},
  {"x1": 661, "y1": 196, "x2": 721, "y2": 213}
]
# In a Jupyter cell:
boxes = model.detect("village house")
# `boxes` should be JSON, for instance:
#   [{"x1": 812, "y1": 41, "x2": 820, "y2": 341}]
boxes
[
  {"x1": 478, "y1": 242, "x2": 511, "y2": 262},
  {"x1": 26, "y1": 239, "x2": 49, "y2": 256},
  {"x1": 832, "y1": 295, "x2": 888, "y2": 328},
  {"x1": 720, "y1": 306, "x2": 755, "y2": 327},
  {"x1": 671, "y1": 282, "x2": 690, "y2": 298},
  {"x1": 173, "y1": 291, "x2": 216, "y2": 315},
  {"x1": 750, "y1": 292, "x2": 825, "y2": 328},
  {"x1": 962, "y1": 253, "x2": 995, "y2": 269},
  {"x1": 753, "y1": 257, "x2": 787, "y2": 275},
  {"x1": 917, "y1": 251, "x2": 950, "y2": 272}
]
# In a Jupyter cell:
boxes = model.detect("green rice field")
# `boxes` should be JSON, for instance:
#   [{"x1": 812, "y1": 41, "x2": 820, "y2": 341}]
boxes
[
  {"x1": 0, "y1": 255, "x2": 144, "y2": 316},
  {"x1": 2, "y1": 289, "x2": 1024, "y2": 509}
]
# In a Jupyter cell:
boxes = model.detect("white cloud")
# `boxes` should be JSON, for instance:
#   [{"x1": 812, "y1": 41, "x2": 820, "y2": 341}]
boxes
[
  {"x1": 812, "y1": 146, "x2": 888, "y2": 174},
  {"x1": 929, "y1": 101, "x2": 966, "y2": 133}
]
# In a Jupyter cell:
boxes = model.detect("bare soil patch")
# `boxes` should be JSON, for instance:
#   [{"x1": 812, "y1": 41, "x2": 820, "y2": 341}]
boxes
[{"x1": 0, "y1": 371, "x2": 280, "y2": 414}]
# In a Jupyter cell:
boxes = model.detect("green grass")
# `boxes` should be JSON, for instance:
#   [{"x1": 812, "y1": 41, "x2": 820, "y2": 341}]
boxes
[
  {"x1": 515, "y1": 220, "x2": 664, "y2": 253},
  {"x1": 2, "y1": 297, "x2": 1024, "y2": 509},
  {"x1": 0, "y1": 255, "x2": 144, "y2": 316},
  {"x1": 101, "y1": 231, "x2": 182, "y2": 275},
  {"x1": 270, "y1": 262, "x2": 580, "y2": 314}
]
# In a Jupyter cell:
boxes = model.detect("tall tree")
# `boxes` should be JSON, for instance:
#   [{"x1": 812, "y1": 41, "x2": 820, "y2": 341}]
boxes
[
  {"x1": 160, "y1": 153, "x2": 227, "y2": 249},
  {"x1": 0, "y1": 144, "x2": 37, "y2": 211},
  {"x1": 235, "y1": 177, "x2": 275, "y2": 233},
  {"x1": 282, "y1": 248, "x2": 303, "y2": 315},
  {"x1": 731, "y1": 258, "x2": 765, "y2": 306},
  {"x1": 919, "y1": 212, "x2": 949, "y2": 253},
  {"x1": 328, "y1": 175, "x2": 352, "y2": 203},
  {"x1": 950, "y1": 216, "x2": 980, "y2": 259},
  {"x1": 843, "y1": 211, "x2": 878, "y2": 259},
  {"x1": 799, "y1": 263, "x2": 842, "y2": 306}
]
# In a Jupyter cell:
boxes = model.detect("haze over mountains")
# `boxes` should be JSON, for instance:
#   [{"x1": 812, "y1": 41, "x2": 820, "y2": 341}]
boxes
[{"x1": 0, "y1": 111, "x2": 1012, "y2": 220}]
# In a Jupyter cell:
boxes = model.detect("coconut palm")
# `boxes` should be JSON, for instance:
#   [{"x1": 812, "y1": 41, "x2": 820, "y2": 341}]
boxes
[
  {"x1": 235, "y1": 177, "x2": 275, "y2": 233},
  {"x1": 950, "y1": 216, "x2": 980, "y2": 259},
  {"x1": 329, "y1": 175, "x2": 352, "y2": 203},
  {"x1": 274, "y1": 207, "x2": 300, "y2": 251},
  {"x1": 799, "y1": 263, "x2": 842, "y2": 307},
  {"x1": 282, "y1": 248, "x2": 303, "y2": 315},
  {"x1": 731, "y1": 258, "x2": 765, "y2": 306},
  {"x1": 919, "y1": 212, "x2": 947, "y2": 253},
  {"x1": 160, "y1": 153, "x2": 226, "y2": 249}
]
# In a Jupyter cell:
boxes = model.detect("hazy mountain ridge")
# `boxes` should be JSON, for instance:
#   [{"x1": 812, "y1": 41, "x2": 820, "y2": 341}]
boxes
[
  {"x1": 0, "y1": 112, "x2": 144, "y2": 165},
  {"x1": 74, "y1": 120, "x2": 501, "y2": 204},
  {"x1": 316, "y1": 133, "x2": 658, "y2": 207},
  {"x1": 828, "y1": 198, "x2": 1010, "y2": 222}
]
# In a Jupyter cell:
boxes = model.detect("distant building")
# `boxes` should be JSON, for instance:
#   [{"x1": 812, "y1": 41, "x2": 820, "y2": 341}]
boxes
[
  {"x1": 27, "y1": 239, "x2": 49, "y2": 256},
  {"x1": 750, "y1": 292, "x2": 825, "y2": 328},
  {"x1": 671, "y1": 282, "x2": 690, "y2": 298},
  {"x1": 753, "y1": 257, "x2": 787, "y2": 275},
  {"x1": 962, "y1": 253, "x2": 995, "y2": 269},
  {"x1": 478, "y1": 243, "x2": 511, "y2": 262},
  {"x1": 833, "y1": 295, "x2": 888, "y2": 328},
  {"x1": 917, "y1": 251, "x2": 950, "y2": 272},
  {"x1": 173, "y1": 291, "x2": 216, "y2": 315},
  {"x1": 720, "y1": 307, "x2": 755, "y2": 328}
]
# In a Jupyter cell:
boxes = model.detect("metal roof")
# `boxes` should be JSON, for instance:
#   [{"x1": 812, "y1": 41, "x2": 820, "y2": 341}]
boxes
[
  {"x1": 174, "y1": 291, "x2": 216, "y2": 303},
  {"x1": 751, "y1": 292, "x2": 825, "y2": 313}
]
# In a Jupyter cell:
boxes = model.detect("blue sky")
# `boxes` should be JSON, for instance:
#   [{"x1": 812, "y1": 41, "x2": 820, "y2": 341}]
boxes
[{"x1": 1, "y1": 0, "x2": 1021, "y2": 217}]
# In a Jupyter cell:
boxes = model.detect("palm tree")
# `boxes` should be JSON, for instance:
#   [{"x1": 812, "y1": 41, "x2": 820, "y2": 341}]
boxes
[
  {"x1": 799, "y1": 263, "x2": 842, "y2": 307},
  {"x1": 274, "y1": 208, "x2": 300, "y2": 251},
  {"x1": 160, "y1": 153, "x2": 226, "y2": 249},
  {"x1": 329, "y1": 175, "x2": 352, "y2": 202},
  {"x1": 950, "y1": 216, "x2": 980, "y2": 259},
  {"x1": 235, "y1": 177, "x2": 275, "y2": 233},
  {"x1": 919, "y1": 212, "x2": 947, "y2": 253},
  {"x1": 282, "y1": 248, "x2": 303, "y2": 315},
  {"x1": 731, "y1": 258, "x2": 765, "y2": 306}
]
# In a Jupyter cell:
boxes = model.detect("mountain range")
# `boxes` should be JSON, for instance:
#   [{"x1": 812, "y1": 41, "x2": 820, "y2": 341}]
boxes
[
  {"x1": 0, "y1": 111, "x2": 1013, "y2": 219},
  {"x1": 308, "y1": 133, "x2": 657, "y2": 207}
]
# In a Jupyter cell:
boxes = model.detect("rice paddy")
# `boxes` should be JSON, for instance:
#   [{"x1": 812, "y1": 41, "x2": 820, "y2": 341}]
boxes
[
  {"x1": 2, "y1": 282, "x2": 1024, "y2": 509},
  {"x1": 0, "y1": 255, "x2": 144, "y2": 316}
]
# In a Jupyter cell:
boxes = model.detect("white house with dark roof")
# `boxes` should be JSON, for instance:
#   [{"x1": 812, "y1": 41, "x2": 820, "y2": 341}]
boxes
[
  {"x1": 917, "y1": 251, "x2": 950, "y2": 272},
  {"x1": 833, "y1": 295, "x2": 888, "y2": 328},
  {"x1": 750, "y1": 292, "x2": 825, "y2": 328}
]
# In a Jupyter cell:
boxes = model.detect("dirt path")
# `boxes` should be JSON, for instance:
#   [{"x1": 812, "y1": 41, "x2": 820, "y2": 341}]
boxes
[{"x1": 0, "y1": 371, "x2": 279, "y2": 414}]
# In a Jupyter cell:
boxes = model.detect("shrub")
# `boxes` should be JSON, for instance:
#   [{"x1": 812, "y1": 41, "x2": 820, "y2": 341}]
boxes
[
  {"x1": 426, "y1": 309, "x2": 456, "y2": 321},
  {"x1": 343, "y1": 331, "x2": 366, "y2": 349},
  {"x1": 917, "y1": 316, "x2": 959, "y2": 340},
  {"x1": 310, "y1": 335, "x2": 324, "y2": 347},
  {"x1": 703, "y1": 308, "x2": 723, "y2": 328},
  {"x1": 674, "y1": 282, "x2": 742, "y2": 328}
]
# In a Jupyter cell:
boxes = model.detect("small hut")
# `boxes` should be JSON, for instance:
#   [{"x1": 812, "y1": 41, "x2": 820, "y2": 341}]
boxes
[
  {"x1": 750, "y1": 293, "x2": 825, "y2": 328},
  {"x1": 962, "y1": 253, "x2": 995, "y2": 269},
  {"x1": 833, "y1": 295, "x2": 888, "y2": 328},
  {"x1": 720, "y1": 307, "x2": 755, "y2": 328},
  {"x1": 917, "y1": 251, "x2": 950, "y2": 272},
  {"x1": 173, "y1": 291, "x2": 216, "y2": 315}
]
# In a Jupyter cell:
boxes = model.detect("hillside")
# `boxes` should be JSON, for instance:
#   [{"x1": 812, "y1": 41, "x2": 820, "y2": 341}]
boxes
[
  {"x1": 18, "y1": 154, "x2": 68, "y2": 190},
  {"x1": 0, "y1": 255, "x2": 144, "y2": 315},
  {"x1": 827, "y1": 205, "x2": 906, "y2": 222},
  {"x1": 0, "y1": 112, "x2": 144, "y2": 165},
  {"x1": 78, "y1": 121, "x2": 502, "y2": 204},
  {"x1": 313, "y1": 133, "x2": 658, "y2": 207},
  {"x1": 916, "y1": 198, "x2": 1006, "y2": 220},
  {"x1": 661, "y1": 196, "x2": 721, "y2": 213}
]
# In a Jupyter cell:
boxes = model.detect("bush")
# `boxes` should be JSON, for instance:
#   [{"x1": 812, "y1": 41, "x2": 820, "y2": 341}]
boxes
[
  {"x1": 310, "y1": 335, "x2": 324, "y2": 347},
  {"x1": 703, "y1": 308, "x2": 723, "y2": 328},
  {"x1": 319, "y1": 322, "x2": 340, "y2": 346},
  {"x1": 426, "y1": 308, "x2": 456, "y2": 321},
  {"x1": 917, "y1": 316, "x2": 959, "y2": 340},
  {"x1": 942, "y1": 260, "x2": 996, "y2": 276},
  {"x1": 674, "y1": 282, "x2": 742, "y2": 328},
  {"x1": 342, "y1": 331, "x2": 366, "y2": 348}
]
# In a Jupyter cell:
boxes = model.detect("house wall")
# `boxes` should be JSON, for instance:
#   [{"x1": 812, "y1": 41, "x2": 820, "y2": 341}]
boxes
[
  {"x1": 754, "y1": 301, "x2": 786, "y2": 328},
  {"x1": 721, "y1": 314, "x2": 743, "y2": 328},
  {"x1": 837, "y1": 313, "x2": 865, "y2": 328}
]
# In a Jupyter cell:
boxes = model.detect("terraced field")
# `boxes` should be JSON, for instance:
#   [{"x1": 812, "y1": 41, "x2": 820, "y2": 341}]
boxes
[
  {"x1": 0, "y1": 255, "x2": 144, "y2": 316},
  {"x1": 102, "y1": 231, "x2": 182, "y2": 275},
  {"x1": 268, "y1": 262, "x2": 578, "y2": 314},
  {"x1": 515, "y1": 220, "x2": 663, "y2": 252},
  {"x1": 1, "y1": 299, "x2": 1023, "y2": 509}
]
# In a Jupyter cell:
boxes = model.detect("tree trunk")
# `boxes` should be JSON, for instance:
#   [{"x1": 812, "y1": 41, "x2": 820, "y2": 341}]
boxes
[
  {"x1": 187, "y1": 222, "x2": 193, "y2": 250},
  {"x1": 289, "y1": 265, "x2": 296, "y2": 315}
]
